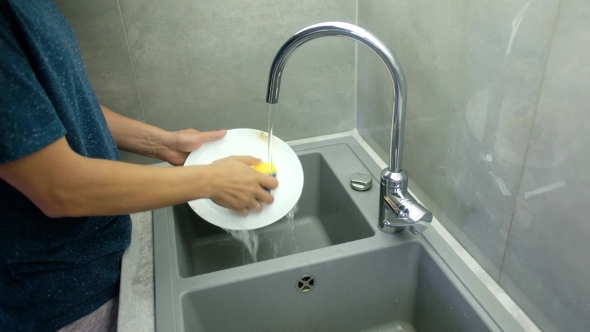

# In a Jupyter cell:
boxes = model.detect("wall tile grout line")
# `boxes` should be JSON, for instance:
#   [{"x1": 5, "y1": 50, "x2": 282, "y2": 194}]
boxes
[
  {"x1": 116, "y1": 0, "x2": 147, "y2": 123},
  {"x1": 497, "y1": 0, "x2": 563, "y2": 281},
  {"x1": 354, "y1": 0, "x2": 359, "y2": 131}
]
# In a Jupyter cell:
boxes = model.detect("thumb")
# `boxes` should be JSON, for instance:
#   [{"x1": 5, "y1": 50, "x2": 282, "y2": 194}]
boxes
[
  {"x1": 199, "y1": 130, "x2": 227, "y2": 143},
  {"x1": 228, "y1": 155, "x2": 262, "y2": 166}
]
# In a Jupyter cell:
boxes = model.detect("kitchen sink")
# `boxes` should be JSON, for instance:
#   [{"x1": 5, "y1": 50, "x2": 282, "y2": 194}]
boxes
[{"x1": 153, "y1": 136, "x2": 524, "y2": 332}]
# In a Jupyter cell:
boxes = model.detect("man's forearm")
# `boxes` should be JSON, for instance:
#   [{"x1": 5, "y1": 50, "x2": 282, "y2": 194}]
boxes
[
  {"x1": 0, "y1": 137, "x2": 277, "y2": 218},
  {"x1": 101, "y1": 105, "x2": 172, "y2": 160},
  {"x1": 0, "y1": 137, "x2": 214, "y2": 217}
]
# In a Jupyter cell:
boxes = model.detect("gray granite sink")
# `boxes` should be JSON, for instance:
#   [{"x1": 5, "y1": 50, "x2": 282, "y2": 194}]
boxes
[{"x1": 153, "y1": 137, "x2": 525, "y2": 332}]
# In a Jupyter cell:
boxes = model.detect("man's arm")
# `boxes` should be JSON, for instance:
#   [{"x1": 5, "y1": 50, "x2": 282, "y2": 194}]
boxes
[
  {"x1": 101, "y1": 105, "x2": 226, "y2": 165},
  {"x1": 0, "y1": 137, "x2": 277, "y2": 217}
]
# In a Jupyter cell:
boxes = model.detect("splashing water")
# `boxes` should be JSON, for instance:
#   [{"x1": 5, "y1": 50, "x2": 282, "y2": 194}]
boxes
[
  {"x1": 225, "y1": 229, "x2": 259, "y2": 263},
  {"x1": 224, "y1": 203, "x2": 300, "y2": 262},
  {"x1": 286, "y1": 204, "x2": 299, "y2": 253}
]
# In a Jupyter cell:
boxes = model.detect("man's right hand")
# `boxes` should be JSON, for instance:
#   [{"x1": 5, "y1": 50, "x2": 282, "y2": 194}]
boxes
[{"x1": 207, "y1": 156, "x2": 279, "y2": 216}]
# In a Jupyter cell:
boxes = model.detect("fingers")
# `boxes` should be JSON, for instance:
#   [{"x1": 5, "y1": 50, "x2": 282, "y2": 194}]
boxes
[
  {"x1": 255, "y1": 187, "x2": 274, "y2": 205},
  {"x1": 246, "y1": 197, "x2": 260, "y2": 211},
  {"x1": 226, "y1": 155, "x2": 261, "y2": 166},
  {"x1": 249, "y1": 199, "x2": 263, "y2": 213},
  {"x1": 238, "y1": 198, "x2": 262, "y2": 216},
  {"x1": 254, "y1": 200, "x2": 263, "y2": 213},
  {"x1": 258, "y1": 173, "x2": 279, "y2": 190},
  {"x1": 173, "y1": 129, "x2": 226, "y2": 155},
  {"x1": 199, "y1": 130, "x2": 227, "y2": 142}
]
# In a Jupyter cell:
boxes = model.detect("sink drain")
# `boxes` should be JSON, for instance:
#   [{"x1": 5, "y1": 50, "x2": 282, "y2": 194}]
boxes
[{"x1": 296, "y1": 275, "x2": 316, "y2": 293}]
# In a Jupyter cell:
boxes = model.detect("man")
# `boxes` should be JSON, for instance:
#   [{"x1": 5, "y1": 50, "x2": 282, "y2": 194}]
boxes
[{"x1": 0, "y1": 1, "x2": 278, "y2": 331}]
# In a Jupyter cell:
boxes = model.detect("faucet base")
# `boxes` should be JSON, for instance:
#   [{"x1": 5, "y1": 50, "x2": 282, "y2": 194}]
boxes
[
  {"x1": 379, "y1": 169, "x2": 433, "y2": 235},
  {"x1": 379, "y1": 223, "x2": 405, "y2": 234}
]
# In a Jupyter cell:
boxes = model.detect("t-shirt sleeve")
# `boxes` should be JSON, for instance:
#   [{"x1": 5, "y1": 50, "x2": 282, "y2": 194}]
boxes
[{"x1": 0, "y1": 15, "x2": 66, "y2": 164}]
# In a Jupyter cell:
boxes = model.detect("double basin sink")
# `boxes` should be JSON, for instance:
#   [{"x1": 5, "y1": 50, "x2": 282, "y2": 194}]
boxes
[{"x1": 153, "y1": 136, "x2": 524, "y2": 332}]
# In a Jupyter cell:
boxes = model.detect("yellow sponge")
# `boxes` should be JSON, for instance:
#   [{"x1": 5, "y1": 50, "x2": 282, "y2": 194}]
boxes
[{"x1": 253, "y1": 162, "x2": 277, "y2": 177}]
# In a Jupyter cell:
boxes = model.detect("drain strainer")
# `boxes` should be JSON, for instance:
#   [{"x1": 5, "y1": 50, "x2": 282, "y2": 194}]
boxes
[{"x1": 296, "y1": 275, "x2": 316, "y2": 293}]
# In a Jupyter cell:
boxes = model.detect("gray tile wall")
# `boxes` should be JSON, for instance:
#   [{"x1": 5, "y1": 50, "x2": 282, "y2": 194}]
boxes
[
  {"x1": 58, "y1": 0, "x2": 356, "y2": 164},
  {"x1": 500, "y1": 0, "x2": 590, "y2": 330},
  {"x1": 358, "y1": 0, "x2": 558, "y2": 280},
  {"x1": 357, "y1": 0, "x2": 589, "y2": 331}
]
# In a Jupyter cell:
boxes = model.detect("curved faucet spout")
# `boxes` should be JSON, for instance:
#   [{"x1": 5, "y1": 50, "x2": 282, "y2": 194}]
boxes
[
  {"x1": 266, "y1": 22, "x2": 432, "y2": 235},
  {"x1": 266, "y1": 22, "x2": 406, "y2": 173}
]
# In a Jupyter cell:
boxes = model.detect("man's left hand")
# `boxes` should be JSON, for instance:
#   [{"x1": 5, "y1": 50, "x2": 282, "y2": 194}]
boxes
[{"x1": 160, "y1": 129, "x2": 226, "y2": 166}]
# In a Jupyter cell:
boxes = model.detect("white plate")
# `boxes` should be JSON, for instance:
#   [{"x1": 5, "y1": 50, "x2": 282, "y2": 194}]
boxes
[{"x1": 183, "y1": 128, "x2": 304, "y2": 230}]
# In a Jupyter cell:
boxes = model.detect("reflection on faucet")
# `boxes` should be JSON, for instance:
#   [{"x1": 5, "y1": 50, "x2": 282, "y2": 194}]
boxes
[
  {"x1": 265, "y1": 22, "x2": 432, "y2": 235},
  {"x1": 379, "y1": 169, "x2": 433, "y2": 235}
]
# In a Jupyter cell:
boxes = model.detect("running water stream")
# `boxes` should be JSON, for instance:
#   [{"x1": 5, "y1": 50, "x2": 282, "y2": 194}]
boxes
[
  {"x1": 225, "y1": 104, "x2": 299, "y2": 262},
  {"x1": 267, "y1": 104, "x2": 274, "y2": 173},
  {"x1": 225, "y1": 203, "x2": 299, "y2": 263},
  {"x1": 226, "y1": 229, "x2": 259, "y2": 263}
]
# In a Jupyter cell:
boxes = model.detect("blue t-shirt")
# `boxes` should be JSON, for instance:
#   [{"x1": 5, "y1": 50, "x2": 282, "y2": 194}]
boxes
[{"x1": 0, "y1": 1, "x2": 132, "y2": 331}]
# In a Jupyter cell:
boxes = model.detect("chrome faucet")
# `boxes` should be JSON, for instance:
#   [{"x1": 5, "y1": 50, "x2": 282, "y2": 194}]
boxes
[{"x1": 266, "y1": 22, "x2": 432, "y2": 235}]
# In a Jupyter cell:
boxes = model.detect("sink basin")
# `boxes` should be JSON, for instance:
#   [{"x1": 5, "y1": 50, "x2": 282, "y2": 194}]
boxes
[
  {"x1": 182, "y1": 243, "x2": 496, "y2": 332},
  {"x1": 153, "y1": 137, "x2": 524, "y2": 332},
  {"x1": 173, "y1": 152, "x2": 374, "y2": 277}
]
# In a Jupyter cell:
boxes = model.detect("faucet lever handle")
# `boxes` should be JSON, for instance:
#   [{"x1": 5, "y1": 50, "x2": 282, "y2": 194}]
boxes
[{"x1": 379, "y1": 169, "x2": 433, "y2": 235}]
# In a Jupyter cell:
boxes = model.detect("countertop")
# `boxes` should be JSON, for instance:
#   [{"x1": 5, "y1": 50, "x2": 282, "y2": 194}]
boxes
[{"x1": 118, "y1": 212, "x2": 155, "y2": 332}]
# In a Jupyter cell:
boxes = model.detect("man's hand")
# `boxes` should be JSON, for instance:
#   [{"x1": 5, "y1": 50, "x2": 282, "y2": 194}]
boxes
[
  {"x1": 159, "y1": 129, "x2": 226, "y2": 166},
  {"x1": 208, "y1": 156, "x2": 279, "y2": 216},
  {"x1": 101, "y1": 105, "x2": 226, "y2": 165},
  {"x1": 0, "y1": 137, "x2": 277, "y2": 218},
  {"x1": 95, "y1": 106, "x2": 279, "y2": 216}
]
